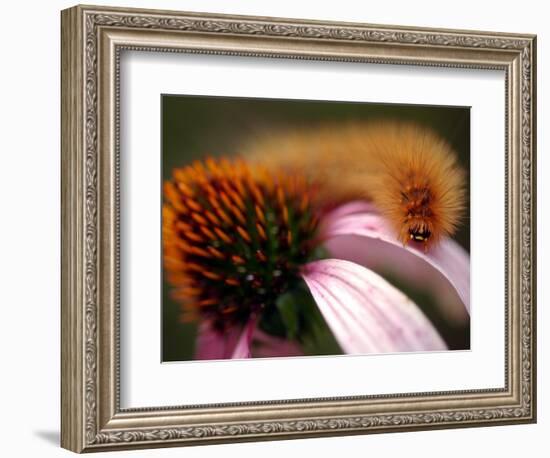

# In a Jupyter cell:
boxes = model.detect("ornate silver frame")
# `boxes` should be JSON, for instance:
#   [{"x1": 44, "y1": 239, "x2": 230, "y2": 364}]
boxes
[{"x1": 61, "y1": 4, "x2": 537, "y2": 453}]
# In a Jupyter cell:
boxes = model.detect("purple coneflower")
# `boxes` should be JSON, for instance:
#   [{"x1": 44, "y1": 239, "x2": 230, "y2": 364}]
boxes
[{"x1": 163, "y1": 157, "x2": 469, "y2": 359}]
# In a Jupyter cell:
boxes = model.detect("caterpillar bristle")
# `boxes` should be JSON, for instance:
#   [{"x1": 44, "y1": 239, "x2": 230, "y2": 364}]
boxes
[
  {"x1": 365, "y1": 122, "x2": 465, "y2": 248},
  {"x1": 242, "y1": 121, "x2": 466, "y2": 249}
]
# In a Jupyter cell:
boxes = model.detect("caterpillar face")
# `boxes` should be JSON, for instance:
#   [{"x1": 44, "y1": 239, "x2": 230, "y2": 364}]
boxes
[
  {"x1": 366, "y1": 125, "x2": 465, "y2": 250},
  {"x1": 401, "y1": 182, "x2": 436, "y2": 246},
  {"x1": 409, "y1": 228, "x2": 431, "y2": 242},
  {"x1": 378, "y1": 158, "x2": 464, "y2": 250}
]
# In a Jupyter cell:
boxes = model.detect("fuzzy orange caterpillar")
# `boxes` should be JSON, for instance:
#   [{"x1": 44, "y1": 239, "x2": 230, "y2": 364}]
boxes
[{"x1": 242, "y1": 121, "x2": 466, "y2": 249}]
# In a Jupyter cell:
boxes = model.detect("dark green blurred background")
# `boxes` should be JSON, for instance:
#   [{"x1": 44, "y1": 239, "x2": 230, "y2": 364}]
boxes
[{"x1": 162, "y1": 94, "x2": 470, "y2": 361}]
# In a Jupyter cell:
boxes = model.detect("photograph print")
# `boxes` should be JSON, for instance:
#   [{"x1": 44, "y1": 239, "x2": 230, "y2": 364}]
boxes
[{"x1": 161, "y1": 95, "x2": 471, "y2": 362}]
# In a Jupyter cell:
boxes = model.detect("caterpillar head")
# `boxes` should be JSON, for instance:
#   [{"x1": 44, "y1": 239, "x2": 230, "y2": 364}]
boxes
[
  {"x1": 384, "y1": 157, "x2": 465, "y2": 251},
  {"x1": 400, "y1": 182, "x2": 436, "y2": 248},
  {"x1": 368, "y1": 124, "x2": 466, "y2": 251}
]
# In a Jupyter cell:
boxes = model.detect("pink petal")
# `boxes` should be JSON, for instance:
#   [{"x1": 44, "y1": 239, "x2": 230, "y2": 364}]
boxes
[
  {"x1": 301, "y1": 259, "x2": 447, "y2": 354},
  {"x1": 322, "y1": 210, "x2": 470, "y2": 313},
  {"x1": 194, "y1": 322, "x2": 242, "y2": 360},
  {"x1": 252, "y1": 330, "x2": 305, "y2": 358},
  {"x1": 323, "y1": 200, "x2": 379, "y2": 220},
  {"x1": 195, "y1": 316, "x2": 303, "y2": 360},
  {"x1": 325, "y1": 235, "x2": 468, "y2": 323},
  {"x1": 231, "y1": 316, "x2": 258, "y2": 359}
]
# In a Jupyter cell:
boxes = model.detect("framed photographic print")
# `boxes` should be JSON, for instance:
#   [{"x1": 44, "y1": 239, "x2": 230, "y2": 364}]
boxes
[{"x1": 61, "y1": 4, "x2": 537, "y2": 453}]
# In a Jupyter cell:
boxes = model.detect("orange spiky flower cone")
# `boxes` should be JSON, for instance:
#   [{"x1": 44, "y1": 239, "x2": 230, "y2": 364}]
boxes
[{"x1": 163, "y1": 158, "x2": 320, "y2": 331}]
